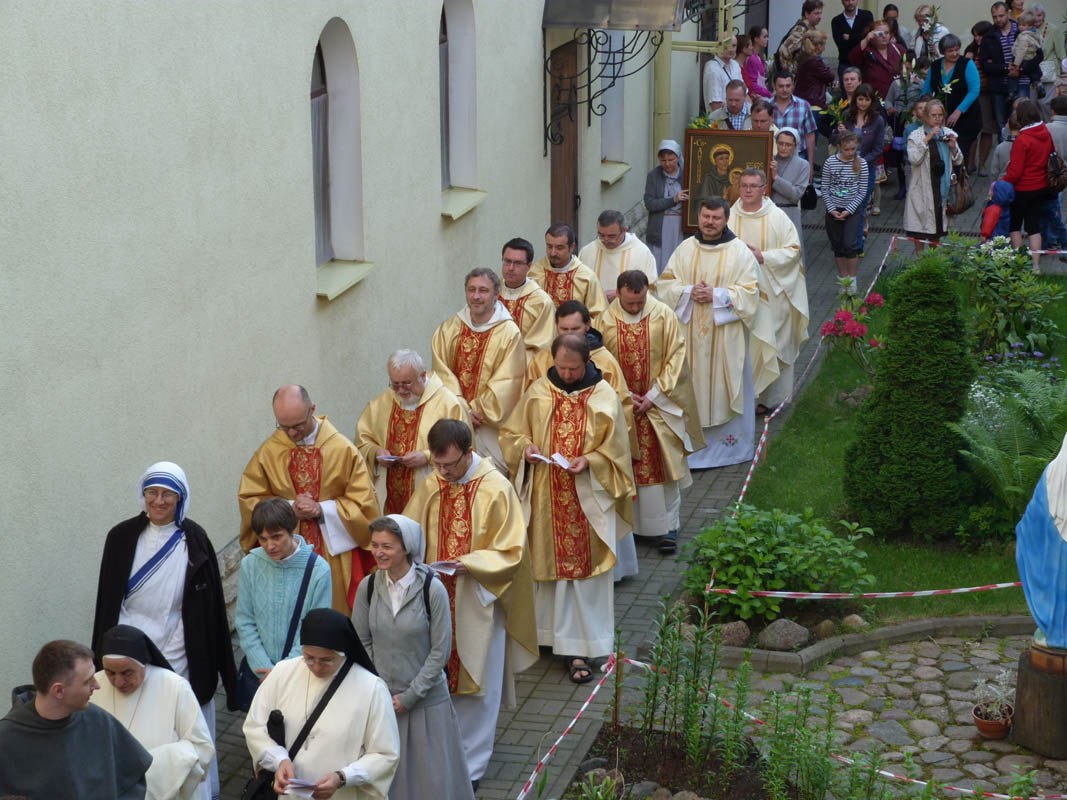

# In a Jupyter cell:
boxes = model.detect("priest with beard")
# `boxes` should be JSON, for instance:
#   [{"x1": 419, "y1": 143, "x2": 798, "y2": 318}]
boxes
[
  {"x1": 501, "y1": 334, "x2": 634, "y2": 685},
  {"x1": 355, "y1": 348, "x2": 470, "y2": 515},
  {"x1": 729, "y1": 168, "x2": 809, "y2": 413},
  {"x1": 655, "y1": 196, "x2": 778, "y2": 469}
]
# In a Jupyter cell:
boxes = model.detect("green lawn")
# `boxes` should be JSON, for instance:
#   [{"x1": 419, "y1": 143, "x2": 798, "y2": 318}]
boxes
[{"x1": 734, "y1": 275, "x2": 1067, "y2": 623}]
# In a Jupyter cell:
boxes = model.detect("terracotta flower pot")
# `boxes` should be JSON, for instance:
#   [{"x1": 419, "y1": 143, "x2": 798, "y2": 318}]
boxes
[{"x1": 972, "y1": 703, "x2": 1013, "y2": 739}]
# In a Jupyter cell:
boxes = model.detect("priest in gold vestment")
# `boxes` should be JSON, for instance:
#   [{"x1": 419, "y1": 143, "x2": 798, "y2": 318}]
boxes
[
  {"x1": 577, "y1": 210, "x2": 659, "y2": 302},
  {"x1": 601, "y1": 270, "x2": 705, "y2": 555},
  {"x1": 355, "y1": 349, "x2": 469, "y2": 515},
  {"x1": 524, "y1": 300, "x2": 640, "y2": 579},
  {"x1": 501, "y1": 334, "x2": 634, "y2": 685},
  {"x1": 528, "y1": 223, "x2": 609, "y2": 322},
  {"x1": 403, "y1": 419, "x2": 537, "y2": 784},
  {"x1": 498, "y1": 237, "x2": 556, "y2": 356},
  {"x1": 730, "y1": 169, "x2": 809, "y2": 411},
  {"x1": 238, "y1": 385, "x2": 380, "y2": 613},
  {"x1": 655, "y1": 198, "x2": 779, "y2": 469},
  {"x1": 431, "y1": 268, "x2": 525, "y2": 472}
]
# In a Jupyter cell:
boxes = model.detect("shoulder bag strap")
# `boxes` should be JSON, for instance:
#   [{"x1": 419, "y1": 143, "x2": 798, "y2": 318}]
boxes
[
  {"x1": 281, "y1": 553, "x2": 319, "y2": 657},
  {"x1": 287, "y1": 658, "x2": 354, "y2": 759}
]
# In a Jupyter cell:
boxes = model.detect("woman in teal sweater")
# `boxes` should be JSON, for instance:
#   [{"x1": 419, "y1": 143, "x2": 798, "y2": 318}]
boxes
[{"x1": 236, "y1": 498, "x2": 332, "y2": 679}]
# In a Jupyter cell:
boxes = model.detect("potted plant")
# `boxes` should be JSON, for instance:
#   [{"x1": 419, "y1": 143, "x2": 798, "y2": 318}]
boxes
[{"x1": 972, "y1": 669, "x2": 1015, "y2": 739}]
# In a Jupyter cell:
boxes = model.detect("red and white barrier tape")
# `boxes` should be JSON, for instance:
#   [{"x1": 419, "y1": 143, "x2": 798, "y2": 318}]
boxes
[
  {"x1": 704, "y1": 580, "x2": 1022, "y2": 599},
  {"x1": 514, "y1": 654, "x2": 618, "y2": 800},
  {"x1": 517, "y1": 653, "x2": 1064, "y2": 800}
]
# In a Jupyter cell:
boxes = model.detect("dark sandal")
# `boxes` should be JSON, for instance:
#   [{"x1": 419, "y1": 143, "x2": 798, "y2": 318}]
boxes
[{"x1": 566, "y1": 657, "x2": 594, "y2": 684}]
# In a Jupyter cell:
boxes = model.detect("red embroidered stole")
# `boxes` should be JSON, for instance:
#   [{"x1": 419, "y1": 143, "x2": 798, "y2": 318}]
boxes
[
  {"x1": 453, "y1": 325, "x2": 493, "y2": 403},
  {"x1": 617, "y1": 316, "x2": 667, "y2": 486},
  {"x1": 287, "y1": 447, "x2": 324, "y2": 552},
  {"x1": 383, "y1": 404, "x2": 424, "y2": 514},
  {"x1": 548, "y1": 390, "x2": 594, "y2": 579},
  {"x1": 499, "y1": 294, "x2": 529, "y2": 329},
  {"x1": 542, "y1": 268, "x2": 577, "y2": 306},
  {"x1": 436, "y1": 475, "x2": 485, "y2": 693}
]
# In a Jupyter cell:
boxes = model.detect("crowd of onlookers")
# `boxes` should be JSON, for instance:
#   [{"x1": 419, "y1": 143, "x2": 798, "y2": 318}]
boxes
[{"x1": 648, "y1": 0, "x2": 1067, "y2": 286}]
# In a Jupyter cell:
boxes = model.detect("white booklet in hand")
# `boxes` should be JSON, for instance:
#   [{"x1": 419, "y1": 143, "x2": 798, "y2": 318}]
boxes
[
  {"x1": 529, "y1": 452, "x2": 571, "y2": 468},
  {"x1": 428, "y1": 560, "x2": 460, "y2": 575}
]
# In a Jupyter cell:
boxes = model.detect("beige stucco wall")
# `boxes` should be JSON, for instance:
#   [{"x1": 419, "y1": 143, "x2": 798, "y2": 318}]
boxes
[{"x1": 0, "y1": 3, "x2": 699, "y2": 689}]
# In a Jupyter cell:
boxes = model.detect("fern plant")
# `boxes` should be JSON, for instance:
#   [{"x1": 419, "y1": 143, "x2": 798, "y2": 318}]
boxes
[{"x1": 950, "y1": 369, "x2": 1067, "y2": 522}]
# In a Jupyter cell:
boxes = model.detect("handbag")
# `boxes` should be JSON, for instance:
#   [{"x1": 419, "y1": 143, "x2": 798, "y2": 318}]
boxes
[
  {"x1": 236, "y1": 552, "x2": 319, "y2": 712},
  {"x1": 946, "y1": 164, "x2": 975, "y2": 216},
  {"x1": 800, "y1": 183, "x2": 818, "y2": 211},
  {"x1": 874, "y1": 160, "x2": 888, "y2": 184},
  {"x1": 240, "y1": 659, "x2": 354, "y2": 800},
  {"x1": 1048, "y1": 149, "x2": 1067, "y2": 192}
]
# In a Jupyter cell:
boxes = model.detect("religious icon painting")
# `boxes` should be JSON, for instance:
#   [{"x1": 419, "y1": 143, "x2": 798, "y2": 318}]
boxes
[{"x1": 682, "y1": 128, "x2": 774, "y2": 233}]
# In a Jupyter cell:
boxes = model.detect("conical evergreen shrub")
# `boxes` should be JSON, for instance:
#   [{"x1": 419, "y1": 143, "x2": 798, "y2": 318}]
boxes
[{"x1": 843, "y1": 255, "x2": 975, "y2": 538}]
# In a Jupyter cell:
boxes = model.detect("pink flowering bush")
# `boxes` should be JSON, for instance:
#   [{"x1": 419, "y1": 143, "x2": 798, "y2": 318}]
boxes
[{"x1": 820, "y1": 292, "x2": 885, "y2": 379}]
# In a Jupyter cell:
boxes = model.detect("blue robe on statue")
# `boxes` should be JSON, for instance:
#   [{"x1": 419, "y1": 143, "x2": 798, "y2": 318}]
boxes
[{"x1": 1016, "y1": 469, "x2": 1067, "y2": 649}]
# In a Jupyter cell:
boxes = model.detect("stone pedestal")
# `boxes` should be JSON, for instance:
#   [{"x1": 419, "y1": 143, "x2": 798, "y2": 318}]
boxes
[{"x1": 1012, "y1": 647, "x2": 1067, "y2": 758}]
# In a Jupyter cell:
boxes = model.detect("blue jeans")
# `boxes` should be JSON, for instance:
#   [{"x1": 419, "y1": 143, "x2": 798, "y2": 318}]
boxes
[
  {"x1": 1040, "y1": 194, "x2": 1067, "y2": 249},
  {"x1": 856, "y1": 166, "x2": 877, "y2": 253}
]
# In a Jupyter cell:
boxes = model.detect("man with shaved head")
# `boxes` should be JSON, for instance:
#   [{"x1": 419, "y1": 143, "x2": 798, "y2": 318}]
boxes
[{"x1": 239, "y1": 384, "x2": 380, "y2": 612}]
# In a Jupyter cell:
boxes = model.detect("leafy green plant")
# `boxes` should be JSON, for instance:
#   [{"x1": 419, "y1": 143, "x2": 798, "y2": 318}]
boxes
[
  {"x1": 682, "y1": 505, "x2": 874, "y2": 620},
  {"x1": 575, "y1": 773, "x2": 618, "y2": 800},
  {"x1": 950, "y1": 369, "x2": 1067, "y2": 525},
  {"x1": 844, "y1": 254, "x2": 975, "y2": 539},
  {"x1": 942, "y1": 236, "x2": 1064, "y2": 355},
  {"x1": 819, "y1": 289, "x2": 885, "y2": 380}
]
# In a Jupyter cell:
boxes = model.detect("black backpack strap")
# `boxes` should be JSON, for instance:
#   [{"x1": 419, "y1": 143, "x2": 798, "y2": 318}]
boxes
[
  {"x1": 281, "y1": 552, "x2": 319, "y2": 658},
  {"x1": 420, "y1": 565, "x2": 436, "y2": 621},
  {"x1": 287, "y1": 658, "x2": 354, "y2": 759}
]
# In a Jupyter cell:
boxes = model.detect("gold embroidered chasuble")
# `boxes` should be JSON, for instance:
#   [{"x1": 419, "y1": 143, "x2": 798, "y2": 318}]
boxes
[
  {"x1": 600, "y1": 296, "x2": 705, "y2": 486},
  {"x1": 576, "y1": 234, "x2": 659, "y2": 295},
  {"x1": 403, "y1": 458, "x2": 538, "y2": 697},
  {"x1": 355, "y1": 373, "x2": 470, "y2": 515},
  {"x1": 500, "y1": 378, "x2": 635, "y2": 583},
  {"x1": 524, "y1": 345, "x2": 638, "y2": 455},
  {"x1": 654, "y1": 235, "x2": 779, "y2": 428},
  {"x1": 238, "y1": 416, "x2": 380, "y2": 613},
  {"x1": 431, "y1": 308, "x2": 525, "y2": 466},
  {"x1": 528, "y1": 256, "x2": 609, "y2": 322},
  {"x1": 729, "y1": 198, "x2": 810, "y2": 367},
  {"x1": 499, "y1": 280, "x2": 556, "y2": 356}
]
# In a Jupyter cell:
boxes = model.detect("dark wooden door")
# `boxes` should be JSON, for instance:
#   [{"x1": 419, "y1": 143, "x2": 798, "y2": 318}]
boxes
[{"x1": 549, "y1": 40, "x2": 579, "y2": 237}]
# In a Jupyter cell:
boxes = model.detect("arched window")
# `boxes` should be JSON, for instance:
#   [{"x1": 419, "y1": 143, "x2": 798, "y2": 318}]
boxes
[
  {"x1": 312, "y1": 18, "x2": 366, "y2": 275},
  {"x1": 440, "y1": 0, "x2": 476, "y2": 190}
]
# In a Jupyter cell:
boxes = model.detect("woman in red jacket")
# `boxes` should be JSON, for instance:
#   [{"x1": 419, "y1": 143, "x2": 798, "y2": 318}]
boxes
[{"x1": 1004, "y1": 99, "x2": 1054, "y2": 268}]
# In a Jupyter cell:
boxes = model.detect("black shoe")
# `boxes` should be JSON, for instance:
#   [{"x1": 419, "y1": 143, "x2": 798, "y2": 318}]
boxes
[
  {"x1": 472, "y1": 780, "x2": 480, "y2": 793},
  {"x1": 659, "y1": 530, "x2": 678, "y2": 554}
]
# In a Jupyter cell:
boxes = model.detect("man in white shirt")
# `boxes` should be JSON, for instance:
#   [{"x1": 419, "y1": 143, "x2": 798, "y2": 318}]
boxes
[{"x1": 703, "y1": 35, "x2": 743, "y2": 112}]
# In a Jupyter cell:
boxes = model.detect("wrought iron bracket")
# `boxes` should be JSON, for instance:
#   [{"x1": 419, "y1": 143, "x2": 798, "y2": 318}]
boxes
[{"x1": 543, "y1": 27, "x2": 664, "y2": 148}]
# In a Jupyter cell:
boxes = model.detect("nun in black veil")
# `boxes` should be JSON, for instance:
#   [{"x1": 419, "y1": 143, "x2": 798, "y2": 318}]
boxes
[{"x1": 242, "y1": 608, "x2": 400, "y2": 798}]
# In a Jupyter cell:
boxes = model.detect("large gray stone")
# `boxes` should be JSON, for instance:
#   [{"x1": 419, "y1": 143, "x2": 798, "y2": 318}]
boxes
[
  {"x1": 913, "y1": 665, "x2": 944, "y2": 679},
  {"x1": 995, "y1": 754, "x2": 1039, "y2": 772},
  {"x1": 908, "y1": 719, "x2": 940, "y2": 738},
  {"x1": 964, "y1": 764, "x2": 999, "y2": 779},
  {"x1": 842, "y1": 614, "x2": 867, "y2": 629},
  {"x1": 629, "y1": 781, "x2": 661, "y2": 799},
  {"x1": 918, "y1": 693, "x2": 945, "y2": 707},
  {"x1": 812, "y1": 619, "x2": 838, "y2": 640},
  {"x1": 716, "y1": 620, "x2": 751, "y2": 648},
  {"x1": 832, "y1": 676, "x2": 866, "y2": 687},
  {"x1": 919, "y1": 751, "x2": 954, "y2": 765},
  {"x1": 838, "y1": 709, "x2": 875, "y2": 727},
  {"x1": 756, "y1": 618, "x2": 810, "y2": 651},
  {"x1": 931, "y1": 769, "x2": 965, "y2": 781},
  {"x1": 917, "y1": 735, "x2": 950, "y2": 750},
  {"x1": 868, "y1": 720, "x2": 913, "y2": 746},
  {"x1": 836, "y1": 688, "x2": 870, "y2": 706},
  {"x1": 945, "y1": 671, "x2": 980, "y2": 690}
]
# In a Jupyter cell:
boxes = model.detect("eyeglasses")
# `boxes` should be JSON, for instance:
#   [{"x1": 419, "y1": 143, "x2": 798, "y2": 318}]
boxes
[
  {"x1": 502, "y1": 258, "x2": 529, "y2": 267},
  {"x1": 303, "y1": 654, "x2": 339, "y2": 668},
  {"x1": 432, "y1": 451, "x2": 468, "y2": 471},
  {"x1": 389, "y1": 380, "x2": 416, "y2": 390},
  {"x1": 276, "y1": 408, "x2": 312, "y2": 432},
  {"x1": 143, "y1": 488, "x2": 178, "y2": 503}
]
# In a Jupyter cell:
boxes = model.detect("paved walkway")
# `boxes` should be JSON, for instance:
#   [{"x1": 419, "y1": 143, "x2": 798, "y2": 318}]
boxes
[{"x1": 213, "y1": 168, "x2": 1063, "y2": 799}]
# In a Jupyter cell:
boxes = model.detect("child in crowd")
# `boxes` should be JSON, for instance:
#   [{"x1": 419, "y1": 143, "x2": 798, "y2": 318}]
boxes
[
  {"x1": 821, "y1": 131, "x2": 869, "y2": 294},
  {"x1": 1011, "y1": 10, "x2": 1044, "y2": 98},
  {"x1": 990, "y1": 115, "x2": 1019, "y2": 180},
  {"x1": 981, "y1": 181, "x2": 1014, "y2": 242}
]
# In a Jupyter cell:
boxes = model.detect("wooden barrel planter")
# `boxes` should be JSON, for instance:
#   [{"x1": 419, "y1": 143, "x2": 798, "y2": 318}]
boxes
[{"x1": 1012, "y1": 645, "x2": 1067, "y2": 758}]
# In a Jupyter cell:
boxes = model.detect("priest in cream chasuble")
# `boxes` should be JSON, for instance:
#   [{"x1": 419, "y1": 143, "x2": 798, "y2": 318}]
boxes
[
  {"x1": 499, "y1": 237, "x2": 557, "y2": 356},
  {"x1": 529, "y1": 223, "x2": 609, "y2": 323},
  {"x1": 730, "y1": 177, "x2": 809, "y2": 410},
  {"x1": 655, "y1": 200, "x2": 778, "y2": 468}
]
